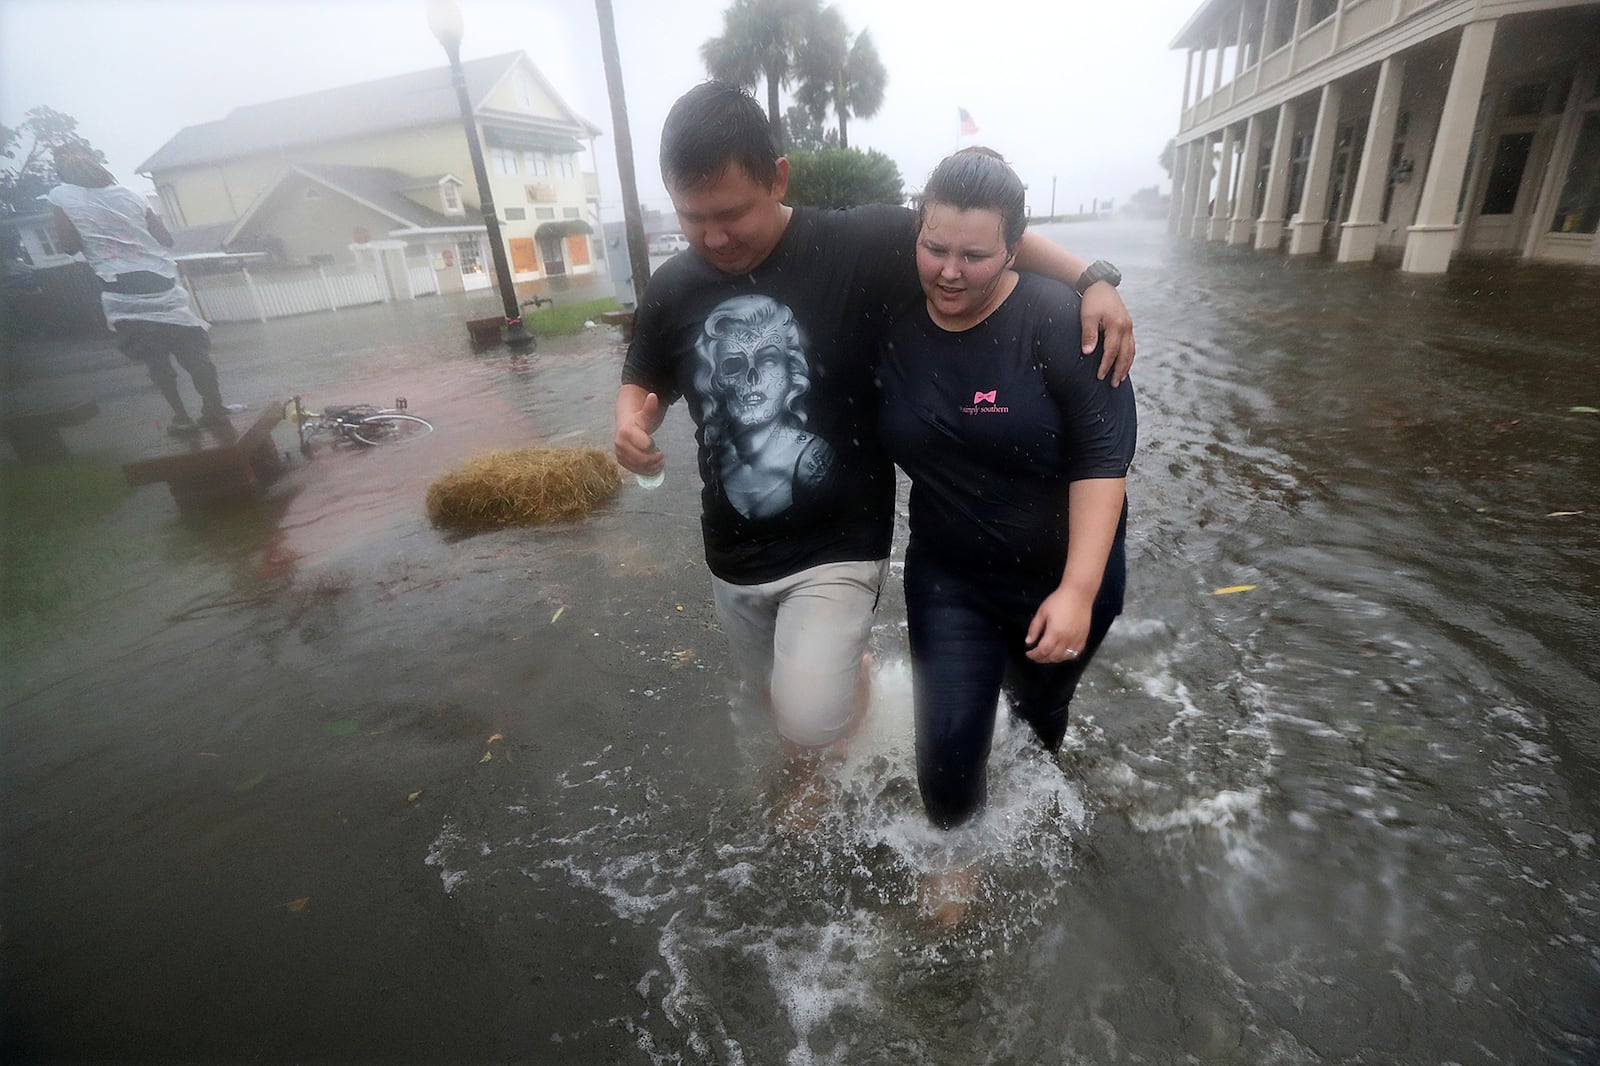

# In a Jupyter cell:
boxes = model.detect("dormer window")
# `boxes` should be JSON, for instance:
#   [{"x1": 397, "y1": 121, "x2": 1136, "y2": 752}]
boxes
[{"x1": 440, "y1": 179, "x2": 463, "y2": 215}]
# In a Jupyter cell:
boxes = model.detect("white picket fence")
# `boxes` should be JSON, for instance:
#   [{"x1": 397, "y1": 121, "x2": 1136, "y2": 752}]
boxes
[{"x1": 188, "y1": 261, "x2": 439, "y2": 323}]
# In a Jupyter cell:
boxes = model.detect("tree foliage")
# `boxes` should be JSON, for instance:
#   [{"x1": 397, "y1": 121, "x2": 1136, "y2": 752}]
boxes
[
  {"x1": 1158, "y1": 137, "x2": 1176, "y2": 178},
  {"x1": 701, "y1": 0, "x2": 824, "y2": 151},
  {"x1": 795, "y1": 9, "x2": 886, "y2": 151},
  {"x1": 2, "y1": 106, "x2": 103, "y2": 218},
  {"x1": 785, "y1": 147, "x2": 903, "y2": 210},
  {"x1": 782, "y1": 104, "x2": 838, "y2": 152}
]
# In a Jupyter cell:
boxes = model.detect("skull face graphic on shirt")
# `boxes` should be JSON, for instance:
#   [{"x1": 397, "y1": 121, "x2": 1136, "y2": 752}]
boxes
[{"x1": 692, "y1": 294, "x2": 836, "y2": 519}]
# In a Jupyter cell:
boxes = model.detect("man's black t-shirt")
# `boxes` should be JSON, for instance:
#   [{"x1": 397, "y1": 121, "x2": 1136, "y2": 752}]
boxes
[
  {"x1": 878, "y1": 271, "x2": 1137, "y2": 581},
  {"x1": 623, "y1": 204, "x2": 920, "y2": 584}
]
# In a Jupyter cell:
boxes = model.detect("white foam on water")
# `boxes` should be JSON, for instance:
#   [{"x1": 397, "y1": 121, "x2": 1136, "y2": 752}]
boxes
[
  {"x1": 745, "y1": 917, "x2": 874, "y2": 1066},
  {"x1": 838, "y1": 659, "x2": 1089, "y2": 877},
  {"x1": 431, "y1": 648, "x2": 1258, "y2": 1061},
  {"x1": 1131, "y1": 787, "x2": 1265, "y2": 834},
  {"x1": 423, "y1": 817, "x2": 469, "y2": 895}
]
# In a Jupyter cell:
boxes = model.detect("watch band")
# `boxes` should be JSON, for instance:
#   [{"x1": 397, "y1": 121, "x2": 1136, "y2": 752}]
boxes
[{"x1": 1074, "y1": 259, "x2": 1122, "y2": 296}]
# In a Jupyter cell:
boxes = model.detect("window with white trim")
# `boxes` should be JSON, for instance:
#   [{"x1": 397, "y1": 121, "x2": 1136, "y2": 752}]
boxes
[
  {"x1": 492, "y1": 147, "x2": 518, "y2": 175},
  {"x1": 534, "y1": 207, "x2": 556, "y2": 219},
  {"x1": 441, "y1": 182, "x2": 461, "y2": 213},
  {"x1": 558, "y1": 154, "x2": 576, "y2": 178}
]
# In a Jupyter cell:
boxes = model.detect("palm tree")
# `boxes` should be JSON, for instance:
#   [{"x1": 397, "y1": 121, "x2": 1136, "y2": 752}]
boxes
[
  {"x1": 700, "y1": 0, "x2": 822, "y2": 151},
  {"x1": 796, "y1": 10, "x2": 886, "y2": 152}
]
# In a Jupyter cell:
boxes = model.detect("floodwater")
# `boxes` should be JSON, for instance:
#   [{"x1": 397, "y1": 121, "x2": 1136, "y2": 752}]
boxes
[{"x1": 3, "y1": 221, "x2": 1598, "y2": 1064}]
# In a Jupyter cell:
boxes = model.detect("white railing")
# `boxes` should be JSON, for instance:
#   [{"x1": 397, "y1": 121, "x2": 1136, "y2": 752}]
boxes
[
  {"x1": 188, "y1": 262, "x2": 435, "y2": 323},
  {"x1": 409, "y1": 263, "x2": 440, "y2": 297}
]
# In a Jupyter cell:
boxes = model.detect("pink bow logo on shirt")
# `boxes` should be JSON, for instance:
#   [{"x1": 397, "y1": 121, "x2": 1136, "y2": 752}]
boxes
[{"x1": 973, "y1": 390, "x2": 997, "y2": 404}]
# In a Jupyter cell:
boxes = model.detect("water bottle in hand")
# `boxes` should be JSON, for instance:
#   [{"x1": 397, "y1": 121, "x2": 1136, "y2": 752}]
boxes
[{"x1": 635, "y1": 444, "x2": 663, "y2": 490}]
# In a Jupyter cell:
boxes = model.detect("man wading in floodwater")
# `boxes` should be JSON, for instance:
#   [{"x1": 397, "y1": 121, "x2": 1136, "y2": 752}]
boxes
[{"x1": 613, "y1": 82, "x2": 1135, "y2": 814}]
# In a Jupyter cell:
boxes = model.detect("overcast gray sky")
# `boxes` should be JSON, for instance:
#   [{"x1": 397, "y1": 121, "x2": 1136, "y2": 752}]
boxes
[{"x1": 1, "y1": 0, "x2": 1200, "y2": 219}]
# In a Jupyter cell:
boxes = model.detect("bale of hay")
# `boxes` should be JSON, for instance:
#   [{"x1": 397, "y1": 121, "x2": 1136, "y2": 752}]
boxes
[{"x1": 426, "y1": 447, "x2": 622, "y2": 529}]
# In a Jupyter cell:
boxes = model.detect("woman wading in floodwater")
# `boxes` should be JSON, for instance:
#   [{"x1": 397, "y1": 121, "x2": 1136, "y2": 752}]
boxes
[{"x1": 878, "y1": 148, "x2": 1137, "y2": 923}]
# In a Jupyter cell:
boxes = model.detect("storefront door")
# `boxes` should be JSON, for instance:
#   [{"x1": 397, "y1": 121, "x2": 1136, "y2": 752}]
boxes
[{"x1": 456, "y1": 237, "x2": 490, "y2": 291}]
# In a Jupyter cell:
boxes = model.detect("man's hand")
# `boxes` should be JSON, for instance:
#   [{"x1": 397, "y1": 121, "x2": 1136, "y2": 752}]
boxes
[
  {"x1": 614, "y1": 386, "x2": 664, "y2": 476},
  {"x1": 1081, "y1": 281, "x2": 1134, "y2": 387}
]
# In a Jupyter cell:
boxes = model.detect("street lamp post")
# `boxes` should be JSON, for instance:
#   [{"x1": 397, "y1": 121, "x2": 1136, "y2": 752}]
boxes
[{"x1": 427, "y1": 0, "x2": 534, "y2": 351}]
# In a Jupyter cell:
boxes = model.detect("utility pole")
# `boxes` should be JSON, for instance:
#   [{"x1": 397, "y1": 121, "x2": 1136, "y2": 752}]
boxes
[{"x1": 594, "y1": 0, "x2": 650, "y2": 309}]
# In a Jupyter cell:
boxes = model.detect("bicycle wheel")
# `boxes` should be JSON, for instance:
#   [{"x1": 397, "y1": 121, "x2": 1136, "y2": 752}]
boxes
[{"x1": 352, "y1": 413, "x2": 433, "y2": 446}]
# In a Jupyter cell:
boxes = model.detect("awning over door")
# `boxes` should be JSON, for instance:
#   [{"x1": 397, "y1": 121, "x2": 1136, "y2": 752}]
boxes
[{"x1": 534, "y1": 219, "x2": 594, "y2": 240}]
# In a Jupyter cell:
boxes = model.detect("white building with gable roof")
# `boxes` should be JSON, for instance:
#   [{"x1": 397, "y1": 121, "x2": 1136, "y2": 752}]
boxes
[{"x1": 139, "y1": 52, "x2": 602, "y2": 318}]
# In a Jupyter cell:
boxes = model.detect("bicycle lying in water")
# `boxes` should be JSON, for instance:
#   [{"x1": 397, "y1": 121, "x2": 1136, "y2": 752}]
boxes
[{"x1": 290, "y1": 396, "x2": 433, "y2": 455}]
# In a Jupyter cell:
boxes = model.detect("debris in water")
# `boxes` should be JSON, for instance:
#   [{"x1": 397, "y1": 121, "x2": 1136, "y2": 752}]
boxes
[{"x1": 1212, "y1": 584, "x2": 1257, "y2": 595}]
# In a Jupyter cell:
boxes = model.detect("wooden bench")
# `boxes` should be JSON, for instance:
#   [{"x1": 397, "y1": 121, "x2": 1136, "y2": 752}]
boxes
[
  {"x1": 0, "y1": 400, "x2": 100, "y2": 463},
  {"x1": 122, "y1": 404, "x2": 287, "y2": 512}
]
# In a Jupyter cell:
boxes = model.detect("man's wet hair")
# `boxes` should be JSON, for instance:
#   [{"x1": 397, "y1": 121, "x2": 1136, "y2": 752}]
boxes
[
  {"x1": 920, "y1": 146, "x2": 1028, "y2": 250},
  {"x1": 660, "y1": 82, "x2": 780, "y2": 191}
]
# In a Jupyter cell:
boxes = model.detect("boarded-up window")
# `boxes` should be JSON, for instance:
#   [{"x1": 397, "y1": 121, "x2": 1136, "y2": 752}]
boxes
[
  {"x1": 510, "y1": 238, "x2": 539, "y2": 274},
  {"x1": 565, "y1": 235, "x2": 590, "y2": 267}
]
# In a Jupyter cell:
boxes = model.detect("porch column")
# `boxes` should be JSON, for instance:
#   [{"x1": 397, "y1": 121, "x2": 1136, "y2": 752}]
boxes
[
  {"x1": 1230, "y1": 112, "x2": 1265, "y2": 244},
  {"x1": 371, "y1": 247, "x2": 393, "y2": 302},
  {"x1": 1210, "y1": 124, "x2": 1238, "y2": 240},
  {"x1": 1256, "y1": 101, "x2": 1298, "y2": 249},
  {"x1": 1289, "y1": 81, "x2": 1344, "y2": 255},
  {"x1": 398, "y1": 248, "x2": 417, "y2": 300},
  {"x1": 1191, "y1": 133, "x2": 1216, "y2": 238},
  {"x1": 1169, "y1": 140, "x2": 1191, "y2": 234},
  {"x1": 1234, "y1": 4, "x2": 1250, "y2": 80},
  {"x1": 1257, "y1": 0, "x2": 1279, "y2": 94},
  {"x1": 241, "y1": 265, "x2": 267, "y2": 323},
  {"x1": 1403, "y1": 19, "x2": 1499, "y2": 273},
  {"x1": 1339, "y1": 56, "x2": 1406, "y2": 262},
  {"x1": 1182, "y1": 50, "x2": 1196, "y2": 115},
  {"x1": 1213, "y1": 21, "x2": 1228, "y2": 95},
  {"x1": 1180, "y1": 139, "x2": 1205, "y2": 237}
]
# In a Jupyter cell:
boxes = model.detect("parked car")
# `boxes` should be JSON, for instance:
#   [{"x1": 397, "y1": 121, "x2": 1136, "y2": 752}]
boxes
[{"x1": 647, "y1": 232, "x2": 690, "y2": 255}]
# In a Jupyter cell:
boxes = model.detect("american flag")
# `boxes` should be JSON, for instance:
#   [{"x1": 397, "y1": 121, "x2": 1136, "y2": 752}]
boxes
[{"x1": 958, "y1": 107, "x2": 980, "y2": 136}]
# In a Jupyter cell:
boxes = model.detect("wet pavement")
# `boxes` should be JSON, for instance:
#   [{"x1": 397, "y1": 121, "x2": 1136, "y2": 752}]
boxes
[{"x1": 2, "y1": 222, "x2": 1598, "y2": 1063}]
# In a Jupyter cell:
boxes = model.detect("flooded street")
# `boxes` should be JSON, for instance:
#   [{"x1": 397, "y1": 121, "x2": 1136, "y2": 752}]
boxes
[{"x1": 3, "y1": 220, "x2": 1597, "y2": 1063}]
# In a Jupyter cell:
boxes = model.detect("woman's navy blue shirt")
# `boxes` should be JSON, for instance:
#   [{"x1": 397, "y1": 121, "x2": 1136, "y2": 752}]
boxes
[{"x1": 878, "y1": 272, "x2": 1136, "y2": 581}]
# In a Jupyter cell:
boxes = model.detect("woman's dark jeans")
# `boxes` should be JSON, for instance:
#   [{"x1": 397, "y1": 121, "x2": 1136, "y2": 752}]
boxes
[{"x1": 905, "y1": 532, "x2": 1125, "y2": 830}]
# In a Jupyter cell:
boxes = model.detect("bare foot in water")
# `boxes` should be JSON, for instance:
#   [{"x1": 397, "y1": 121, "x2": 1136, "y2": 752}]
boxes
[
  {"x1": 775, "y1": 781, "x2": 827, "y2": 836},
  {"x1": 918, "y1": 866, "x2": 979, "y2": 928}
]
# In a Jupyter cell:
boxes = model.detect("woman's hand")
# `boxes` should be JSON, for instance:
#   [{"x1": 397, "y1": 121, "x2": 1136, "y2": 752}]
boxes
[{"x1": 1024, "y1": 585, "x2": 1094, "y2": 664}]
